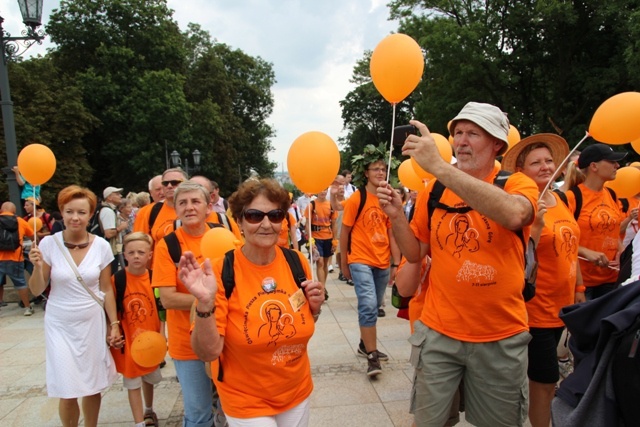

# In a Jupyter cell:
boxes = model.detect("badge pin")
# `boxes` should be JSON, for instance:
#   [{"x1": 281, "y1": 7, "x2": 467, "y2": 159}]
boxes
[{"x1": 262, "y1": 277, "x2": 277, "y2": 293}]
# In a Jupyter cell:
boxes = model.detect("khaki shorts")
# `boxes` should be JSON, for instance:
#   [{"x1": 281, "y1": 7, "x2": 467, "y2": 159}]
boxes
[
  {"x1": 409, "y1": 321, "x2": 530, "y2": 427},
  {"x1": 122, "y1": 368, "x2": 162, "y2": 390}
]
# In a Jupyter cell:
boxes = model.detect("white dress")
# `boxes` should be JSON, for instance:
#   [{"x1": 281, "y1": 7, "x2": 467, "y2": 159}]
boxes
[{"x1": 40, "y1": 234, "x2": 117, "y2": 398}]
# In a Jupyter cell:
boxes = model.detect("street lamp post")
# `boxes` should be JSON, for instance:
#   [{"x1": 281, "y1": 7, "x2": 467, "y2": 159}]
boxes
[
  {"x1": 170, "y1": 149, "x2": 201, "y2": 177},
  {"x1": 1, "y1": 0, "x2": 45, "y2": 212}
]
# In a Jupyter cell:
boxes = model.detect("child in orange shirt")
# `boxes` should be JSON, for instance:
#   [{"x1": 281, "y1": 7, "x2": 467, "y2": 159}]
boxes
[{"x1": 110, "y1": 232, "x2": 162, "y2": 427}]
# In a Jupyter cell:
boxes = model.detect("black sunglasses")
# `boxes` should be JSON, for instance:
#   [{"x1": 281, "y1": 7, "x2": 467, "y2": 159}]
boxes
[
  {"x1": 161, "y1": 179, "x2": 183, "y2": 187},
  {"x1": 242, "y1": 209, "x2": 286, "y2": 224}
]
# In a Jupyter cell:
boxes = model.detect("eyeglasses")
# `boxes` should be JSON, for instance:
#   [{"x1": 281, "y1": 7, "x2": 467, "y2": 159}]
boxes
[
  {"x1": 368, "y1": 167, "x2": 386, "y2": 173},
  {"x1": 242, "y1": 209, "x2": 286, "y2": 224},
  {"x1": 161, "y1": 180, "x2": 184, "y2": 187}
]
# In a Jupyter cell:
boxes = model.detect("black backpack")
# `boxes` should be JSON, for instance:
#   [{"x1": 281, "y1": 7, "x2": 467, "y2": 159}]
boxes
[
  {"x1": 113, "y1": 269, "x2": 156, "y2": 315},
  {"x1": 88, "y1": 204, "x2": 115, "y2": 238},
  {"x1": 163, "y1": 223, "x2": 225, "y2": 267},
  {"x1": 427, "y1": 171, "x2": 538, "y2": 301},
  {"x1": 555, "y1": 185, "x2": 626, "y2": 221},
  {"x1": 0, "y1": 215, "x2": 21, "y2": 251}
]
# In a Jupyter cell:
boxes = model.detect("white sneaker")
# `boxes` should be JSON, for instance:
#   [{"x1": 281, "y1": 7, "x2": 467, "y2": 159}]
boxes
[
  {"x1": 328, "y1": 264, "x2": 334, "y2": 273},
  {"x1": 24, "y1": 305, "x2": 34, "y2": 316}
]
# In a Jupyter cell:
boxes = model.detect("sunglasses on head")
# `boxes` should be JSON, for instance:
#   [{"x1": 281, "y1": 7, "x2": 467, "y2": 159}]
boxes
[
  {"x1": 161, "y1": 179, "x2": 183, "y2": 187},
  {"x1": 242, "y1": 209, "x2": 286, "y2": 224}
]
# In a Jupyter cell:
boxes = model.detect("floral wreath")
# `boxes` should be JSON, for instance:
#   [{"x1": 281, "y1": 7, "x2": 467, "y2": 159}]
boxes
[{"x1": 350, "y1": 143, "x2": 401, "y2": 188}]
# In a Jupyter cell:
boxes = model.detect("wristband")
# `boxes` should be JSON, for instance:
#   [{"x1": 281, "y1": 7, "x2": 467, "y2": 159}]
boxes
[
  {"x1": 575, "y1": 285, "x2": 586, "y2": 293},
  {"x1": 195, "y1": 306, "x2": 216, "y2": 318},
  {"x1": 110, "y1": 320, "x2": 120, "y2": 326},
  {"x1": 390, "y1": 264, "x2": 398, "y2": 268}
]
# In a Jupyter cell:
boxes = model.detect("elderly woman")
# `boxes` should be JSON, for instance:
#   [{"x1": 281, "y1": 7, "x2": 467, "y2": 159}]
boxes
[
  {"x1": 562, "y1": 143, "x2": 627, "y2": 299},
  {"x1": 180, "y1": 178, "x2": 324, "y2": 427},
  {"x1": 502, "y1": 134, "x2": 583, "y2": 427},
  {"x1": 28, "y1": 185, "x2": 121, "y2": 427}
]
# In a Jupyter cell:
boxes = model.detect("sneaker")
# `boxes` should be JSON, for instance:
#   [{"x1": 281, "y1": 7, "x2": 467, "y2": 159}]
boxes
[
  {"x1": 324, "y1": 289, "x2": 329, "y2": 301},
  {"x1": 338, "y1": 273, "x2": 348, "y2": 282},
  {"x1": 0, "y1": 300, "x2": 7, "y2": 307},
  {"x1": 24, "y1": 305, "x2": 34, "y2": 316},
  {"x1": 367, "y1": 352, "x2": 382, "y2": 377},
  {"x1": 378, "y1": 308, "x2": 386, "y2": 317},
  {"x1": 143, "y1": 410, "x2": 159, "y2": 426},
  {"x1": 328, "y1": 264, "x2": 334, "y2": 273},
  {"x1": 346, "y1": 279, "x2": 354, "y2": 286},
  {"x1": 558, "y1": 357, "x2": 574, "y2": 380},
  {"x1": 357, "y1": 340, "x2": 389, "y2": 361}
]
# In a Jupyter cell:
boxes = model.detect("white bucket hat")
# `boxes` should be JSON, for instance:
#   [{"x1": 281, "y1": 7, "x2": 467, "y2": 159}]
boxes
[{"x1": 448, "y1": 102, "x2": 510, "y2": 155}]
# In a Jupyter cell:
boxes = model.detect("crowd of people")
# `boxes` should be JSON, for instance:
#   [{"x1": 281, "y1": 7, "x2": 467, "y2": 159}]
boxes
[{"x1": 1, "y1": 100, "x2": 639, "y2": 427}]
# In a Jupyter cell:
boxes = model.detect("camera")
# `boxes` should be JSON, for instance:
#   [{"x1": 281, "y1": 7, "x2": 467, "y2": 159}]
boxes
[{"x1": 392, "y1": 125, "x2": 417, "y2": 147}]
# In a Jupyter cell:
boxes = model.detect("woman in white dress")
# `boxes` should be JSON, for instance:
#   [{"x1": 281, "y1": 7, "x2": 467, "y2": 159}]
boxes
[{"x1": 29, "y1": 185, "x2": 123, "y2": 427}]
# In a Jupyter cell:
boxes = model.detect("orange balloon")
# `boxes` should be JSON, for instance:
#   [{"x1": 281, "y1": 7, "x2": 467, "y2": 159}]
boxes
[
  {"x1": 370, "y1": 33, "x2": 424, "y2": 103},
  {"x1": 589, "y1": 92, "x2": 640, "y2": 144},
  {"x1": 505, "y1": 125, "x2": 521, "y2": 152},
  {"x1": 29, "y1": 217, "x2": 43, "y2": 233},
  {"x1": 629, "y1": 161, "x2": 640, "y2": 168},
  {"x1": 400, "y1": 159, "x2": 427, "y2": 191},
  {"x1": 17, "y1": 143, "x2": 56, "y2": 185},
  {"x1": 431, "y1": 133, "x2": 453, "y2": 163},
  {"x1": 201, "y1": 227, "x2": 241, "y2": 261},
  {"x1": 287, "y1": 131, "x2": 340, "y2": 194},
  {"x1": 604, "y1": 166, "x2": 640, "y2": 198},
  {"x1": 131, "y1": 331, "x2": 167, "y2": 368},
  {"x1": 631, "y1": 137, "x2": 640, "y2": 155},
  {"x1": 410, "y1": 157, "x2": 434, "y2": 181}
]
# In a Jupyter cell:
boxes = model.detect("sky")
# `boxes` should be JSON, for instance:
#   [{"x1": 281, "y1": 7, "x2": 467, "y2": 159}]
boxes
[{"x1": 0, "y1": 0, "x2": 399, "y2": 172}]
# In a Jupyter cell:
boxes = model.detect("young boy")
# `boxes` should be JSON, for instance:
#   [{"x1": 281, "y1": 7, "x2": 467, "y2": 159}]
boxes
[{"x1": 110, "y1": 232, "x2": 162, "y2": 427}]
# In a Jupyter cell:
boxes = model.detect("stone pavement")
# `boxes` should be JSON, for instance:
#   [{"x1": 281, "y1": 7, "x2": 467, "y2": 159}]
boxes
[{"x1": 0, "y1": 268, "x2": 483, "y2": 426}]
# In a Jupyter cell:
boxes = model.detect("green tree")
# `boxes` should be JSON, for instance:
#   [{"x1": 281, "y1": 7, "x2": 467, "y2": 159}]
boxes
[
  {"x1": 387, "y1": 0, "x2": 640, "y2": 145},
  {"x1": 0, "y1": 56, "x2": 98, "y2": 210}
]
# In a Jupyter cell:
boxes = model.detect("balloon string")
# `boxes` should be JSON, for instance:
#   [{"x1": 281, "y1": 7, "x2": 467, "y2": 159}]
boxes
[
  {"x1": 308, "y1": 207, "x2": 316, "y2": 283},
  {"x1": 386, "y1": 103, "x2": 397, "y2": 180},
  {"x1": 32, "y1": 186, "x2": 38, "y2": 245},
  {"x1": 539, "y1": 131, "x2": 590, "y2": 200}
]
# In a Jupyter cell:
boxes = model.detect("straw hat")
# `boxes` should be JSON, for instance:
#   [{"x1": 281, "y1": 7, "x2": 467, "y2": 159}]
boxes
[{"x1": 501, "y1": 133, "x2": 569, "y2": 173}]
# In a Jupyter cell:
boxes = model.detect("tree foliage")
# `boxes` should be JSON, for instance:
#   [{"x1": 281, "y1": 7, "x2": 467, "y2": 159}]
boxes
[
  {"x1": 385, "y1": 0, "x2": 640, "y2": 144},
  {"x1": 1, "y1": 0, "x2": 276, "y2": 207}
]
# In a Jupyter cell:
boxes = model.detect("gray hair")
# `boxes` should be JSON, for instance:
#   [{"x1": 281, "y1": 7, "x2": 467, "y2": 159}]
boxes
[
  {"x1": 173, "y1": 180, "x2": 211, "y2": 205},
  {"x1": 162, "y1": 168, "x2": 188, "y2": 180}
]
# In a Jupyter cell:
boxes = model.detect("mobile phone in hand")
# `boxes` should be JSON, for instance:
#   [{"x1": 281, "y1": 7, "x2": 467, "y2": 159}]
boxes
[{"x1": 393, "y1": 125, "x2": 418, "y2": 146}]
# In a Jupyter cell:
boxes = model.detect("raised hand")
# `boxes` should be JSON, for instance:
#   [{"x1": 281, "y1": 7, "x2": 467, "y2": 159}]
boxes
[{"x1": 178, "y1": 252, "x2": 217, "y2": 305}]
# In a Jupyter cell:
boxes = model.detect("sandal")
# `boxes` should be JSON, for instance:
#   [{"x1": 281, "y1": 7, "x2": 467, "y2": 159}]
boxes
[{"x1": 144, "y1": 411, "x2": 158, "y2": 426}]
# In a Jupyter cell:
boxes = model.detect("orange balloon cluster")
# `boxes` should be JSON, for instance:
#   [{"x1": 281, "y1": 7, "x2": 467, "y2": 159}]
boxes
[
  {"x1": 131, "y1": 331, "x2": 167, "y2": 368},
  {"x1": 605, "y1": 166, "x2": 640, "y2": 198},
  {"x1": 201, "y1": 227, "x2": 241, "y2": 261},
  {"x1": 287, "y1": 131, "x2": 340, "y2": 194},
  {"x1": 399, "y1": 159, "x2": 427, "y2": 191},
  {"x1": 589, "y1": 92, "x2": 640, "y2": 145},
  {"x1": 17, "y1": 144, "x2": 56, "y2": 185},
  {"x1": 370, "y1": 34, "x2": 424, "y2": 104}
]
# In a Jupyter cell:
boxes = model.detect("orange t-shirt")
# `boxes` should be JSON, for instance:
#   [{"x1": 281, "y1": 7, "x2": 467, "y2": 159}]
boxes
[
  {"x1": 133, "y1": 202, "x2": 177, "y2": 243},
  {"x1": 152, "y1": 228, "x2": 203, "y2": 360},
  {"x1": 306, "y1": 199, "x2": 336, "y2": 240},
  {"x1": 411, "y1": 168, "x2": 538, "y2": 342},
  {"x1": 342, "y1": 189, "x2": 392, "y2": 268},
  {"x1": 277, "y1": 212, "x2": 296, "y2": 248},
  {"x1": 110, "y1": 270, "x2": 161, "y2": 378},
  {"x1": 212, "y1": 248, "x2": 314, "y2": 418},
  {"x1": 206, "y1": 212, "x2": 244, "y2": 241},
  {"x1": 526, "y1": 193, "x2": 580, "y2": 327},
  {"x1": 564, "y1": 184, "x2": 623, "y2": 287},
  {"x1": 0, "y1": 213, "x2": 33, "y2": 262}
]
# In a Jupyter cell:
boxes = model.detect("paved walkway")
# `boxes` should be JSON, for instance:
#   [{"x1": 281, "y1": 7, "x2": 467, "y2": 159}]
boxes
[{"x1": 0, "y1": 268, "x2": 481, "y2": 426}]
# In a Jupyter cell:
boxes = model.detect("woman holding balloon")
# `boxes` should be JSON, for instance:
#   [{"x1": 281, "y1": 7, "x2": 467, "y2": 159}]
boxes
[
  {"x1": 181, "y1": 178, "x2": 324, "y2": 427},
  {"x1": 28, "y1": 185, "x2": 121, "y2": 427},
  {"x1": 562, "y1": 144, "x2": 627, "y2": 300}
]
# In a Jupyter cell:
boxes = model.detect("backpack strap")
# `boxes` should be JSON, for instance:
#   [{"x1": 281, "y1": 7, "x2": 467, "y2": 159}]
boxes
[
  {"x1": 114, "y1": 269, "x2": 127, "y2": 313},
  {"x1": 216, "y1": 212, "x2": 231, "y2": 231},
  {"x1": 148, "y1": 202, "x2": 164, "y2": 230},
  {"x1": 222, "y1": 246, "x2": 307, "y2": 300},
  {"x1": 164, "y1": 232, "x2": 182, "y2": 266},
  {"x1": 347, "y1": 186, "x2": 368, "y2": 254},
  {"x1": 569, "y1": 186, "x2": 582, "y2": 221},
  {"x1": 554, "y1": 189, "x2": 569, "y2": 207}
]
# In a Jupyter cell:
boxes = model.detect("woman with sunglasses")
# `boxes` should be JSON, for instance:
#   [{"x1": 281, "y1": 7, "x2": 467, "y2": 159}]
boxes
[
  {"x1": 180, "y1": 178, "x2": 324, "y2": 427},
  {"x1": 501, "y1": 134, "x2": 583, "y2": 427}
]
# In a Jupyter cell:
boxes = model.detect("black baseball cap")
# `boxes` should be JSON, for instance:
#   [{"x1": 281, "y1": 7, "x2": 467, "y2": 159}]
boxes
[{"x1": 577, "y1": 143, "x2": 627, "y2": 169}]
